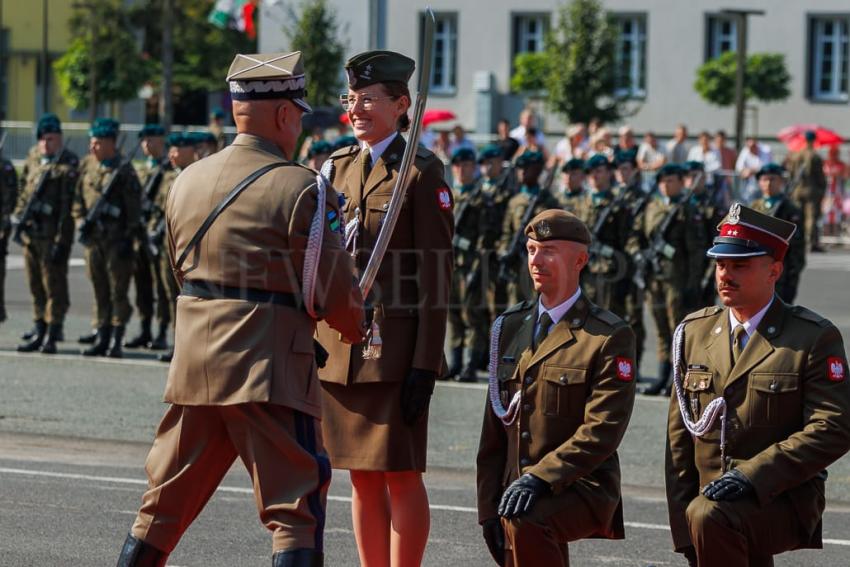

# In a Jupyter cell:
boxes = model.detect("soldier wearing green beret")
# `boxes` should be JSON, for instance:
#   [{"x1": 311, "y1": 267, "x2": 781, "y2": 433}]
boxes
[
  {"x1": 627, "y1": 163, "x2": 706, "y2": 395},
  {"x1": 750, "y1": 163, "x2": 806, "y2": 303},
  {"x1": 498, "y1": 151, "x2": 560, "y2": 305},
  {"x1": 557, "y1": 158, "x2": 586, "y2": 214},
  {"x1": 72, "y1": 118, "x2": 142, "y2": 358},
  {"x1": 0, "y1": 132, "x2": 18, "y2": 325},
  {"x1": 124, "y1": 124, "x2": 171, "y2": 351},
  {"x1": 306, "y1": 140, "x2": 332, "y2": 170},
  {"x1": 12, "y1": 114, "x2": 79, "y2": 352}
]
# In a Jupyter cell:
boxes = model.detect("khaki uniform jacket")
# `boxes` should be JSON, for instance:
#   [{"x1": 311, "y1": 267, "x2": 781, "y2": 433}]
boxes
[
  {"x1": 573, "y1": 190, "x2": 630, "y2": 276},
  {"x1": 316, "y1": 135, "x2": 454, "y2": 384},
  {"x1": 665, "y1": 300, "x2": 850, "y2": 551},
  {"x1": 164, "y1": 134, "x2": 365, "y2": 418},
  {"x1": 477, "y1": 296, "x2": 637, "y2": 536},
  {"x1": 72, "y1": 155, "x2": 142, "y2": 242},
  {"x1": 788, "y1": 148, "x2": 827, "y2": 200},
  {"x1": 15, "y1": 147, "x2": 79, "y2": 245}
]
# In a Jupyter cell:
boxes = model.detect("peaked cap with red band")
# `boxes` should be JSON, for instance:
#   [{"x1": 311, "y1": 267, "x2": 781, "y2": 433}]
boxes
[{"x1": 707, "y1": 202, "x2": 797, "y2": 261}]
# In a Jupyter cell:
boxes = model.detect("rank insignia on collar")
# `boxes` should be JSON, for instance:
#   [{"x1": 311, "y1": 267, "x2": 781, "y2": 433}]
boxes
[
  {"x1": 827, "y1": 357, "x2": 846, "y2": 382},
  {"x1": 728, "y1": 202, "x2": 741, "y2": 224},
  {"x1": 536, "y1": 221, "x2": 551, "y2": 238},
  {"x1": 615, "y1": 357, "x2": 634, "y2": 382}
]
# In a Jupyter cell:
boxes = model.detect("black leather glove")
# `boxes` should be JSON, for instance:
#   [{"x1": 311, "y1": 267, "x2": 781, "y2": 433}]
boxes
[
  {"x1": 702, "y1": 468, "x2": 753, "y2": 501},
  {"x1": 481, "y1": 518, "x2": 505, "y2": 566},
  {"x1": 400, "y1": 368, "x2": 436, "y2": 426},
  {"x1": 498, "y1": 473, "x2": 551, "y2": 518},
  {"x1": 682, "y1": 545, "x2": 697, "y2": 567},
  {"x1": 313, "y1": 339, "x2": 329, "y2": 369},
  {"x1": 49, "y1": 243, "x2": 67, "y2": 265}
]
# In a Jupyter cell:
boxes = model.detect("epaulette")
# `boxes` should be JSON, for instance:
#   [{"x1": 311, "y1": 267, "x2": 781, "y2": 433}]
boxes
[
  {"x1": 590, "y1": 305, "x2": 625, "y2": 327},
  {"x1": 790, "y1": 305, "x2": 830, "y2": 328},
  {"x1": 416, "y1": 145, "x2": 435, "y2": 160},
  {"x1": 502, "y1": 300, "x2": 534, "y2": 317},
  {"x1": 329, "y1": 145, "x2": 358, "y2": 160},
  {"x1": 683, "y1": 305, "x2": 723, "y2": 322}
]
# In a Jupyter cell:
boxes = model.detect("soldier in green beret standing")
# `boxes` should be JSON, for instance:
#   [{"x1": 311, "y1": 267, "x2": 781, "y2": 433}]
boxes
[
  {"x1": 498, "y1": 151, "x2": 560, "y2": 305},
  {"x1": 750, "y1": 163, "x2": 806, "y2": 303},
  {"x1": 72, "y1": 118, "x2": 142, "y2": 358},
  {"x1": 0, "y1": 132, "x2": 18, "y2": 324},
  {"x1": 628, "y1": 164, "x2": 706, "y2": 395},
  {"x1": 13, "y1": 113, "x2": 79, "y2": 352},
  {"x1": 556, "y1": 158, "x2": 586, "y2": 214},
  {"x1": 125, "y1": 123, "x2": 170, "y2": 351}
]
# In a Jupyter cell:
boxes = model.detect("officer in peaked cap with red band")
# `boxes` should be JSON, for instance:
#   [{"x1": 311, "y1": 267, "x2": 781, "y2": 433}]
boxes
[{"x1": 665, "y1": 203, "x2": 850, "y2": 567}]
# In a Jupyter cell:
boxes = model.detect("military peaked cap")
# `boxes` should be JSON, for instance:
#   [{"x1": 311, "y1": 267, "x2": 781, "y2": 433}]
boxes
[
  {"x1": 345, "y1": 50, "x2": 415, "y2": 90},
  {"x1": 525, "y1": 209, "x2": 592, "y2": 245},
  {"x1": 708, "y1": 202, "x2": 797, "y2": 261},
  {"x1": 226, "y1": 52, "x2": 312, "y2": 113}
]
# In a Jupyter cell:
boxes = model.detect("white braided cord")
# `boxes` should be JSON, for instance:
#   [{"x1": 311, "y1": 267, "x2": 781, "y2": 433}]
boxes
[
  {"x1": 487, "y1": 315, "x2": 521, "y2": 426},
  {"x1": 302, "y1": 159, "x2": 334, "y2": 319}
]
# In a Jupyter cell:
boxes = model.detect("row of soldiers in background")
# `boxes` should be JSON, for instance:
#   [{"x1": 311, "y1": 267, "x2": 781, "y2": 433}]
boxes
[
  {"x1": 445, "y1": 144, "x2": 806, "y2": 394},
  {"x1": 0, "y1": 113, "x2": 213, "y2": 360}
]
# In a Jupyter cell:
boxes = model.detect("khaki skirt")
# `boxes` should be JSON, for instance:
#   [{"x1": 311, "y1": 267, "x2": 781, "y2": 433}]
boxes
[{"x1": 320, "y1": 380, "x2": 428, "y2": 472}]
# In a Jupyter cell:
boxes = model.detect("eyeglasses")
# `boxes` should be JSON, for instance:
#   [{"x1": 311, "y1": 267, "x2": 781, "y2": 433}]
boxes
[{"x1": 339, "y1": 93, "x2": 397, "y2": 111}]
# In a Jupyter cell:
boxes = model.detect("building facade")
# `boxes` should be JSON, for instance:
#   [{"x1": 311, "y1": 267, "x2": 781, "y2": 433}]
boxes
[{"x1": 260, "y1": 0, "x2": 850, "y2": 139}]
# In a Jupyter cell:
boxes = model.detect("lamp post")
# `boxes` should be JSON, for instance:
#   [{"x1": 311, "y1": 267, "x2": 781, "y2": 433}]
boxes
[
  {"x1": 720, "y1": 8, "x2": 765, "y2": 152},
  {"x1": 72, "y1": 1, "x2": 97, "y2": 121}
]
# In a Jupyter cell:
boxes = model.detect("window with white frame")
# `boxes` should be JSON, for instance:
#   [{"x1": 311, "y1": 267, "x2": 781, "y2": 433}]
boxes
[
  {"x1": 513, "y1": 14, "x2": 549, "y2": 56},
  {"x1": 613, "y1": 14, "x2": 647, "y2": 98},
  {"x1": 428, "y1": 13, "x2": 457, "y2": 93},
  {"x1": 706, "y1": 15, "x2": 737, "y2": 59},
  {"x1": 810, "y1": 17, "x2": 849, "y2": 101}
]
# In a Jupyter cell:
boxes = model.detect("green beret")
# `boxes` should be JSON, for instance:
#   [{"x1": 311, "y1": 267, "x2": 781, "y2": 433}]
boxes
[
  {"x1": 561, "y1": 158, "x2": 586, "y2": 172},
  {"x1": 477, "y1": 143, "x2": 502, "y2": 163},
  {"x1": 585, "y1": 154, "x2": 613, "y2": 172},
  {"x1": 138, "y1": 123, "x2": 166, "y2": 139},
  {"x1": 89, "y1": 118, "x2": 119, "y2": 139},
  {"x1": 186, "y1": 132, "x2": 216, "y2": 146},
  {"x1": 515, "y1": 150, "x2": 544, "y2": 168},
  {"x1": 166, "y1": 133, "x2": 194, "y2": 148},
  {"x1": 332, "y1": 135, "x2": 358, "y2": 151},
  {"x1": 345, "y1": 50, "x2": 415, "y2": 90},
  {"x1": 37, "y1": 113, "x2": 61, "y2": 138},
  {"x1": 211, "y1": 107, "x2": 225, "y2": 119},
  {"x1": 307, "y1": 140, "x2": 333, "y2": 159},
  {"x1": 756, "y1": 162, "x2": 785, "y2": 179},
  {"x1": 804, "y1": 130, "x2": 816, "y2": 142},
  {"x1": 451, "y1": 147, "x2": 476, "y2": 164},
  {"x1": 684, "y1": 160, "x2": 704, "y2": 172},
  {"x1": 656, "y1": 163, "x2": 685, "y2": 181},
  {"x1": 614, "y1": 148, "x2": 638, "y2": 167},
  {"x1": 525, "y1": 209, "x2": 591, "y2": 245}
]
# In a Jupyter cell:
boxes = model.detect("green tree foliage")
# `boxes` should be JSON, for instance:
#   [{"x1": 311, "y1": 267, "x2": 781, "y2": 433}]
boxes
[
  {"x1": 283, "y1": 0, "x2": 346, "y2": 108},
  {"x1": 694, "y1": 51, "x2": 791, "y2": 107},
  {"x1": 510, "y1": 52, "x2": 549, "y2": 94},
  {"x1": 54, "y1": 0, "x2": 154, "y2": 110},
  {"x1": 544, "y1": 0, "x2": 628, "y2": 124}
]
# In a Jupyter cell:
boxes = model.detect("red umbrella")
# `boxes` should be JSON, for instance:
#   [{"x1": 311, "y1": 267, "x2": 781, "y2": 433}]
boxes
[
  {"x1": 778, "y1": 124, "x2": 843, "y2": 152},
  {"x1": 422, "y1": 109, "x2": 456, "y2": 127}
]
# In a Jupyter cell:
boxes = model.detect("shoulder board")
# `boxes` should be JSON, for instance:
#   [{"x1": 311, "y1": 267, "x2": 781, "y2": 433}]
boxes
[
  {"x1": 790, "y1": 305, "x2": 831, "y2": 327},
  {"x1": 502, "y1": 300, "x2": 534, "y2": 317},
  {"x1": 329, "y1": 145, "x2": 358, "y2": 160},
  {"x1": 590, "y1": 305, "x2": 625, "y2": 327},
  {"x1": 416, "y1": 145, "x2": 435, "y2": 160},
  {"x1": 683, "y1": 306, "x2": 723, "y2": 322}
]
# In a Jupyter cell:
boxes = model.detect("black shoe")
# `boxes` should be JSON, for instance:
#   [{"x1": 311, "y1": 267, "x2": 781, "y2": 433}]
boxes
[
  {"x1": 17, "y1": 320, "x2": 47, "y2": 353},
  {"x1": 40, "y1": 324, "x2": 62, "y2": 354},
  {"x1": 82, "y1": 326, "x2": 111, "y2": 356},
  {"x1": 78, "y1": 328, "x2": 99, "y2": 344},
  {"x1": 21, "y1": 320, "x2": 44, "y2": 341},
  {"x1": 116, "y1": 533, "x2": 168, "y2": 567},
  {"x1": 455, "y1": 366, "x2": 479, "y2": 383},
  {"x1": 442, "y1": 346, "x2": 463, "y2": 380},
  {"x1": 456, "y1": 350, "x2": 487, "y2": 382},
  {"x1": 107, "y1": 326, "x2": 125, "y2": 358},
  {"x1": 640, "y1": 361, "x2": 672, "y2": 396},
  {"x1": 147, "y1": 322, "x2": 169, "y2": 350},
  {"x1": 810, "y1": 244, "x2": 826, "y2": 253},
  {"x1": 272, "y1": 548, "x2": 324, "y2": 567},
  {"x1": 124, "y1": 319, "x2": 152, "y2": 348},
  {"x1": 157, "y1": 350, "x2": 173, "y2": 363}
]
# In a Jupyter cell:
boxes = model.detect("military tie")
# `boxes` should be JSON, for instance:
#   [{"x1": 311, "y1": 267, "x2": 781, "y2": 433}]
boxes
[
  {"x1": 533, "y1": 312, "x2": 553, "y2": 352},
  {"x1": 732, "y1": 326, "x2": 747, "y2": 364},
  {"x1": 361, "y1": 147, "x2": 372, "y2": 186}
]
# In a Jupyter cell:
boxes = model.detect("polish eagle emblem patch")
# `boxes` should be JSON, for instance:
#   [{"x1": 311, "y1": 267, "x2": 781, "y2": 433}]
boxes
[
  {"x1": 827, "y1": 357, "x2": 846, "y2": 382},
  {"x1": 437, "y1": 187, "x2": 452, "y2": 211},
  {"x1": 616, "y1": 357, "x2": 634, "y2": 382}
]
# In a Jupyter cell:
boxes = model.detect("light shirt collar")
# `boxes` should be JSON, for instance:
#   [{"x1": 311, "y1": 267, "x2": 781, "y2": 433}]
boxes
[
  {"x1": 363, "y1": 131, "x2": 398, "y2": 166},
  {"x1": 729, "y1": 296, "x2": 774, "y2": 349},
  {"x1": 537, "y1": 288, "x2": 582, "y2": 330}
]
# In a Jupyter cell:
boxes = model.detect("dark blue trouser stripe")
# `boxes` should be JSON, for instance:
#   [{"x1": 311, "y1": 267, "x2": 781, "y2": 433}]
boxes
[{"x1": 294, "y1": 410, "x2": 331, "y2": 552}]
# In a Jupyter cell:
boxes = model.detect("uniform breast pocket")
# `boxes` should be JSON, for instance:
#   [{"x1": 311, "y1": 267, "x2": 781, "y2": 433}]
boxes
[
  {"x1": 748, "y1": 372, "x2": 799, "y2": 427},
  {"x1": 684, "y1": 371, "x2": 714, "y2": 421},
  {"x1": 541, "y1": 364, "x2": 587, "y2": 417},
  {"x1": 497, "y1": 362, "x2": 518, "y2": 407}
]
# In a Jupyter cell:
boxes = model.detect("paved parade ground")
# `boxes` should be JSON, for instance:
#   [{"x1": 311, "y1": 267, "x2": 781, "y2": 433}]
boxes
[{"x1": 1, "y1": 248, "x2": 849, "y2": 566}]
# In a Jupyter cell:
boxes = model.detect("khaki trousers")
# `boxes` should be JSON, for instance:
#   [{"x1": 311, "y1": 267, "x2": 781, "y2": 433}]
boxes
[{"x1": 131, "y1": 403, "x2": 330, "y2": 554}]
